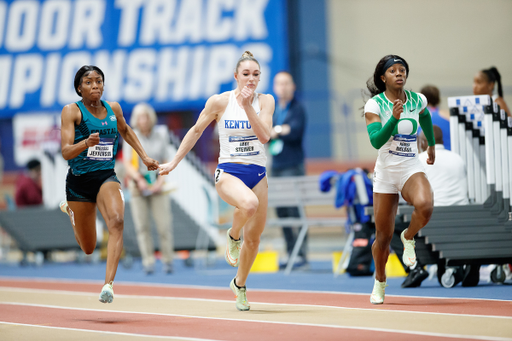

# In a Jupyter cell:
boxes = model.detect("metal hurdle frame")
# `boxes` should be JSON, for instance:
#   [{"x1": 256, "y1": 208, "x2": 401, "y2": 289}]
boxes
[
  {"x1": 498, "y1": 109, "x2": 509, "y2": 222},
  {"x1": 448, "y1": 95, "x2": 490, "y2": 205},
  {"x1": 447, "y1": 95, "x2": 512, "y2": 222},
  {"x1": 507, "y1": 117, "x2": 512, "y2": 227}
]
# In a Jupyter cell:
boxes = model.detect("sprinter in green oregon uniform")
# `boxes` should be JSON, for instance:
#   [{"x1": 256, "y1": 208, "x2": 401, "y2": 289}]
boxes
[
  {"x1": 364, "y1": 55, "x2": 436, "y2": 304},
  {"x1": 60, "y1": 65, "x2": 159, "y2": 303}
]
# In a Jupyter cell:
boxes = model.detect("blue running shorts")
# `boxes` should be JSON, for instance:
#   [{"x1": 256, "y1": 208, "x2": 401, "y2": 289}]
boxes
[{"x1": 215, "y1": 163, "x2": 266, "y2": 189}]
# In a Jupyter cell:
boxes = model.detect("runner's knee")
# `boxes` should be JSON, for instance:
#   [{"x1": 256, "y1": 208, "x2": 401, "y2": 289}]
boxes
[
  {"x1": 107, "y1": 216, "x2": 124, "y2": 233},
  {"x1": 375, "y1": 230, "x2": 393, "y2": 249},
  {"x1": 81, "y1": 240, "x2": 96, "y2": 255},
  {"x1": 238, "y1": 197, "x2": 259, "y2": 218},
  {"x1": 414, "y1": 199, "x2": 433, "y2": 223}
]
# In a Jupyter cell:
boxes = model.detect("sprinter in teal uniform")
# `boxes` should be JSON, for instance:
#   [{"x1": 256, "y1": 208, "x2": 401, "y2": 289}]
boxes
[{"x1": 60, "y1": 65, "x2": 159, "y2": 303}]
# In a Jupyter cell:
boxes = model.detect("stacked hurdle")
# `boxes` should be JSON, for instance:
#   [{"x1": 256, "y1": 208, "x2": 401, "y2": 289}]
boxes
[
  {"x1": 448, "y1": 95, "x2": 512, "y2": 223},
  {"x1": 404, "y1": 95, "x2": 512, "y2": 285}
]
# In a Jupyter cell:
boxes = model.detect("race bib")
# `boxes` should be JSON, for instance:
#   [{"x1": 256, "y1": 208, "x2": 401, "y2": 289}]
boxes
[
  {"x1": 86, "y1": 138, "x2": 115, "y2": 161},
  {"x1": 389, "y1": 134, "x2": 417, "y2": 157},
  {"x1": 214, "y1": 168, "x2": 223, "y2": 184},
  {"x1": 229, "y1": 135, "x2": 260, "y2": 157}
]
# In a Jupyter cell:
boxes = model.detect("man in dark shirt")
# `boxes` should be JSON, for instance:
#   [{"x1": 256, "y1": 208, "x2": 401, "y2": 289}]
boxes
[
  {"x1": 15, "y1": 159, "x2": 43, "y2": 207},
  {"x1": 270, "y1": 71, "x2": 308, "y2": 269}
]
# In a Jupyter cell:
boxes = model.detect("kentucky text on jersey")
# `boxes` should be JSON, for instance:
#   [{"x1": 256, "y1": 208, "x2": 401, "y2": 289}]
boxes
[
  {"x1": 225, "y1": 120, "x2": 252, "y2": 129},
  {"x1": 91, "y1": 128, "x2": 117, "y2": 135}
]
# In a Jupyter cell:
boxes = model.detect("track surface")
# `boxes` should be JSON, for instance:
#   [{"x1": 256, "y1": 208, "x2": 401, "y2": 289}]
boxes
[{"x1": 1, "y1": 278, "x2": 511, "y2": 341}]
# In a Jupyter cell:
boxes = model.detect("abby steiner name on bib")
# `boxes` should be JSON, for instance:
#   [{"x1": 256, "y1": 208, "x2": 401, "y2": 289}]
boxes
[
  {"x1": 86, "y1": 138, "x2": 115, "y2": 161},
  {"x1": 229, "y1": 136, "x2": 260, "y2": 157},
  {"x1": 389, "y1": 134, "x2": 417, "y2": 157}
]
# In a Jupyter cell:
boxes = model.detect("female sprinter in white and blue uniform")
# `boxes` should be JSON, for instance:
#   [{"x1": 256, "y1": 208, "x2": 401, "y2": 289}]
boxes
[
  {"x1": 159, "y1": 51, "x2": 274, "y2": 311},
  {"x1": 364, "y1": 55, "x2": 436, "y2": 304},
  {"x1": 60, "y1": 65, "x2": 159, "y2": 303}
]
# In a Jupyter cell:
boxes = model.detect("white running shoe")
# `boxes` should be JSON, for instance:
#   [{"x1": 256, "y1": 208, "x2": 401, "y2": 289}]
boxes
[
  {"x1": 60, "y1": 200, "x2": 69, "y2": 216},
  {"x1": 401, "y1": 228, "x2": 417, "y2": 267},
  {"x1": 99, "y1": 282, "x2": 114, "y2": 303},
  {"x1": 370, "y1": 279, "x2": 388, "y2": 304},
  {"x1": 225, "y1": 228, "x2": 242, "y2": 267},
  {"x1": 230, "y1": 278, "x2": 250, "y2": 311}
]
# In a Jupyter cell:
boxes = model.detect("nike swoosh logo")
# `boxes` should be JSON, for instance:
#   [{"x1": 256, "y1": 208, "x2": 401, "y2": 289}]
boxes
[
  {"x1": 226, "y1": 248, "x2": 238, "y2": 265},
  {"x1": 394, "y1": 59, "x2": 400, "y2": 62},
  {"x1": 409, "y1": 109, "x2": 414, "y2": 112},
  {"x1": 258, "y1": 173, "x2": 265, "y2": 176}
]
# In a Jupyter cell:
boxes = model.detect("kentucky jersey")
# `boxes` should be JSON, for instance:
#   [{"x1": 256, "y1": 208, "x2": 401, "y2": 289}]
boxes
[
  {"x1": 68, "y1": 100, "x2": 119, "y2": 175},
  {"x1": 218, "y1": 91, "x2": 266, "y2": 167},
  {"x1": 364, "y1": 90, "x2": 428, "y2": 167}
]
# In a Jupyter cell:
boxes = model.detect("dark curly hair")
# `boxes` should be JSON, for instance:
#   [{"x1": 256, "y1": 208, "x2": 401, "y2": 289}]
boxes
[
  {"x1": 366, "y1": 55, "x2": 409, "y2": 98},
  {"x1": 74, "y1": 65, "x2": 105, "y2": 97}
]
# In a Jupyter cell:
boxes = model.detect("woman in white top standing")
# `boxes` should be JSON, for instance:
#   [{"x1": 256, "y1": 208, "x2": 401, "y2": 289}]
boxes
[
  {"x1": 123, "y1": 103, "x2": 174, "y2": 275},
  {"x1": 159, "y1": 51, "x2": 274, "y2": 311}
]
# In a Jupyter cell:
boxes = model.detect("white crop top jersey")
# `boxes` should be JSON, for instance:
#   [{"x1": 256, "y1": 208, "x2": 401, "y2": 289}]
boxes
[
  {"x1": 218, "y1": 91, "x2": 267, "y2": 167},
  {"x1": 364, "y1": 90, "x2": 428, "y2": 167}
]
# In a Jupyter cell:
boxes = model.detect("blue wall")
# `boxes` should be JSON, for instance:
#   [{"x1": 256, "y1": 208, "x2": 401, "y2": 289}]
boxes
[{"x1": 288, "y1": 0, "x2": 331, "y2": 159}]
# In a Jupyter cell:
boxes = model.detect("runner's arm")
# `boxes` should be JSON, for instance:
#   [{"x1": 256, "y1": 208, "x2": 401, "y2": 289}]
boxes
[
  {"x1": 61, "y1": 104, "x2": 89, "y2": 160},
  {"x1": 159, "y1": 95, "x2": 224, "y2": 175},
  {"x1": 365, "y1": 113, "x2": 399, "y2": 150},
  {"x1": 111, "y1": 101, "x2": 158, "y2": 171}
]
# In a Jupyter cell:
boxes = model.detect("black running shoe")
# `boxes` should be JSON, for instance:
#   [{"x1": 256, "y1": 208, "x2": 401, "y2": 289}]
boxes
[{"x1": 401, "y1": 267, "x2": 429, "y2": 288}]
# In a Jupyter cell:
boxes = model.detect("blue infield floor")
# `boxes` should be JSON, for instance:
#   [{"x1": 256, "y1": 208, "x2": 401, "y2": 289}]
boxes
[{"x1": 0, "y1": 257, "x2": 510, "y2": 301}]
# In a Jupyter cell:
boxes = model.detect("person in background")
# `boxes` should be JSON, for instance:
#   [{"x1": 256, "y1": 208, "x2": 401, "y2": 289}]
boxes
[
  {"x1": 418, "y1": 126, "x2": 468, "y2": 206},
  {"x1": 396, "y1": 125, "x2": 468, "y2": 288},
  {"x1": 269, "y1": 71, "x2": 308, "y2": 269},
  {"x1": 123, "y1": 103, "x2": 174, "y2": 275},
  {"x1": 15, "y1": 159, "x2": 43, "y2": 207},
  {"x1": 473, "y1": 67, "x2": 511, "y2": 117},
  {"x1": 419, "y1": 85, "x2": 451, "y2": 150}
]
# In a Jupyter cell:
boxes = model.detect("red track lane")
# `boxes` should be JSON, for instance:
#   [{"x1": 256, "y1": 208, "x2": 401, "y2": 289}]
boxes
[
  {"x1": 1, "y1": 279, "x2": 511, "y2": 317},
  {"x1": 0, "y1": 304, "x2": 473, "y2": 341}
]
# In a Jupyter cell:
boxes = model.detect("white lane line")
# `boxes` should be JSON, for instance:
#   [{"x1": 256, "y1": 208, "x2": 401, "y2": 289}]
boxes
[
  {"x1": 1, "y1": 302, "x2": 510, "y2": 341},
  {"x1": 1, "y1": 275, "x2": 511, "y2": 302},
  {"x1": 1, "y1": 286, "x2": 511, "y2": 320},
  {"x1": 0, "y1": 321, "x2": 220, "y2": 341}
]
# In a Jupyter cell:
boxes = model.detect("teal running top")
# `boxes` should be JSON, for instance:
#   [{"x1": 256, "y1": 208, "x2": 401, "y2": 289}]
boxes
[{"x1": 68, "y1": 100, "x2": 119, "y2": 175}]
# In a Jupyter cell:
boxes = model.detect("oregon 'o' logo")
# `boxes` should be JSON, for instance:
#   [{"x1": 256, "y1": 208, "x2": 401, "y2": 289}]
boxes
[{"x1": 393, "y1": 118, "x2": 417, "y2": 135}]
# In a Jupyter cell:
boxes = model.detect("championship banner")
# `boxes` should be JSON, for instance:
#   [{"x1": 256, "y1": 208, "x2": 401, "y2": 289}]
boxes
[{"x1": 0, "y1": 0, "x2": 288, "y2": 118}]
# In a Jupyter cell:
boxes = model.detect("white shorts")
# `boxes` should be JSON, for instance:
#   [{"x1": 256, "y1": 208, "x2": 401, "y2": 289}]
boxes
[{"x1": 373, "y1": 159, "x2": 426, "y2": 194}]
